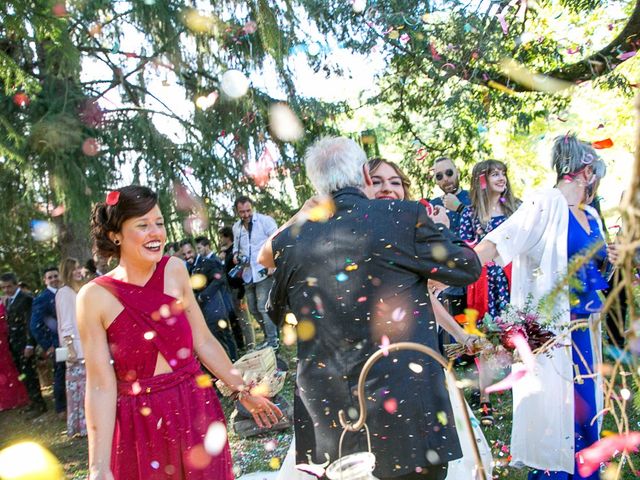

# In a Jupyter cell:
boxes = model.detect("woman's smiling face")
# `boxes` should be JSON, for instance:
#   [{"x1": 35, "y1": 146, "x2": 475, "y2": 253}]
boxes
[{"x1": 370, "y1": 162, "x2": 406, "y2": 200}]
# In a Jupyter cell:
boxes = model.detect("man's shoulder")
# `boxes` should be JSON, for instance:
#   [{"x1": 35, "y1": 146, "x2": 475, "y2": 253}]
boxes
[{"x1": 254, "y1": 212, "x2": 276, "y2": 223}]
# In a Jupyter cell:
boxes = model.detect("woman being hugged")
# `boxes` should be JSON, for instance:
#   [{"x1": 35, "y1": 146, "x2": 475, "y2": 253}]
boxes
[
  {"x1": 78, "y1": 185, "x2": 281, "y2": 480},
  {"x1": 458, "y1": 160, "x2": 520, "y2": 424},
  {"x1": 475, "y1": 135, "x2": 609, "y2": 479},
  {"x1": 56, "y1": 257, "x2": 88, "y2": 436}
]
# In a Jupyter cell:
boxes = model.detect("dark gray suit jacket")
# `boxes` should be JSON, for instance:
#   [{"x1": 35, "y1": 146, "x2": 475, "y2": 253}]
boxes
[{"x1": 269, "y1": 187, "x2": 482, "y2": 478}]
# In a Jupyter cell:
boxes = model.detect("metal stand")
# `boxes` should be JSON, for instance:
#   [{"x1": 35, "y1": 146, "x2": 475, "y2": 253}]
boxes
[{"x1": 337, "y1": 341, "x2": 488, "y2": 480}]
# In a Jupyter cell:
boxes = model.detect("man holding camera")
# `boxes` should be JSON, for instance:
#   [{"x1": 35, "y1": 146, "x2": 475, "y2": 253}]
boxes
[{"x1": 232, "y1": 196, "x2": 279, "y2": 350}]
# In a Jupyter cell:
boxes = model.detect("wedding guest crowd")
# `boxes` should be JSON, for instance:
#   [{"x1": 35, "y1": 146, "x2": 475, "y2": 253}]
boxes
[{"x1": 0, "y1": 132, "x2": 624, "y2": 480}]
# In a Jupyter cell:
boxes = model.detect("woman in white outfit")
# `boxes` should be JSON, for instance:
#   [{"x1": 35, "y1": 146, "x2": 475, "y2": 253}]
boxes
[{"x1": 56, "y1": 257, "x2": 87, "y2": 437}]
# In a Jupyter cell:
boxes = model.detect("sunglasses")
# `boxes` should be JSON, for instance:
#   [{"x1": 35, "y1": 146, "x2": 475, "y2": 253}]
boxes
[{"x1": 435, "y1": 169, "x2": 455, "y2": 181}]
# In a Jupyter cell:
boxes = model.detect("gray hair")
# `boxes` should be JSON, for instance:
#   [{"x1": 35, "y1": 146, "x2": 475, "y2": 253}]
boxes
[
  {"x1": 551, "y1": 134, "x2": 607, "y2": 181},
  {"x1": 304, "y1": 136, "x2": 367, "y2": 195}
]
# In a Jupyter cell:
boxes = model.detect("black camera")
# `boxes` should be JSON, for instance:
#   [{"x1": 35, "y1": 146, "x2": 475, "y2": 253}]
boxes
[{"x1": 229, "y1": 254, "x2": 249, "y2": 278}]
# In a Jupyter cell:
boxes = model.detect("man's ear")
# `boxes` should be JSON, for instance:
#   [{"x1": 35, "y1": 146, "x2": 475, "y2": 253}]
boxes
[{"x1": 362, "y1": 163, "x2": 373, "y2": 187}]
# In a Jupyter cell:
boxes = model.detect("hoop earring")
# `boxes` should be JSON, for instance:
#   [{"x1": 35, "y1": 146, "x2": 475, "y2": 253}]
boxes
[{"x1": 114, "y1": 239, "x2": 121, "y2": 246}]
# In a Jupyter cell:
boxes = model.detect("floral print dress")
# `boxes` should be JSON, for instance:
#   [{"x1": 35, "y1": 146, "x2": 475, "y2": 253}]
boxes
[{"x1": 458, "y1": 207, "x2": 511, "y2": 319}]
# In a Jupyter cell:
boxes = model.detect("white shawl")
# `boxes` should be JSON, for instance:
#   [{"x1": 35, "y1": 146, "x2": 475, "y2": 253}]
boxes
[{"x1": 484, "y1": 188, "x2": 603, "y2": 473}]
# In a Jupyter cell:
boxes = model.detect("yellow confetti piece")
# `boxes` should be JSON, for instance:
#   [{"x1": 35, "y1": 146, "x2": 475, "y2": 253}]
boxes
[
  {"x1": 140, "y1": 406, "x2": 152, "y2": 416},
  {"x1": 345, "y1": 264, "x2": 358, "y2": 271},
  {"x1": 436, "y1": 411, "x2": 448, "y2": 426},
  {"x1": 285, "y1": 313, "x2": 298, "y2": 325},
  {"x1": 306, "y1": 197, "x2": 336, "y2": 222},
  {"x1": 499, "y1": 58, "x2": 572, "y2": 93},
  {"x1": 432, "y1": 244, "x2": 447, "y2": 262},
  {"x1": 182, "y1": 9, "x2": 218, "y2": 34},
  {"x1": 196, "y1": 374, "x2": 213, "y2": 389},
  {"x1": 269, "y1": 457, "x2": 281, "y2": 470},
  {"x1": 190, "y1": 274, "x2": 207, "y2": 290},
  {"x1": 297, "y1": 320, "x2": 316, "y2": 341},
  {"x1": 487, "y1": 80, "x2": 517, "y2": 95},
  {"x1": 0, "y1": 441, "x2": 64, "y2": 479}
]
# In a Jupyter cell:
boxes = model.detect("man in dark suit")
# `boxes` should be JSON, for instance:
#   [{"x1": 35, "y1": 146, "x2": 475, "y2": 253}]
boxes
[
  {"x1": 30, "y1": 266, "x2": 66, "y2": 416},
  {"x1": 0, "y1": 272, "x2": 46, "y2": 415},
  {"x1": 181, "y1": 239, "x2": 239, "y2": 361},
  {"x1": 265, "y1": 137, "x2": 482, "y2": 480}
]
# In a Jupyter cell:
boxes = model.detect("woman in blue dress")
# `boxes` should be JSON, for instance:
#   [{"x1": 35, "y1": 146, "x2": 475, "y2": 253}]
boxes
[{"x1": 457, "y1": 160, "x2": 520, "y2": 425}]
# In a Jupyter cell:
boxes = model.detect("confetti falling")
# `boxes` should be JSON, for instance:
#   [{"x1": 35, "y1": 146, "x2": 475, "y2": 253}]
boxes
[
  {"x1": 31, "y1": 220, "x2": 57, "y2": 242},
  {"x1": 195, "y1": 91, "x2": 218, "y2": 110},
  {"x1": 220, "y1": 69, "x2": 250, "y2": 99},
  {"x1": 576, "y1": 432, "x2": 640, "y2": 476},
  {"x1": 13, "y1": 92, "x2": 30, "y2": 107},
  {"x1": 196, "y1": 374, "x2": 213, "y2": 389},
  {"x1": 204, "y1": 422, "x2": 228, "y2": 455},
  {"x1": 0, "y1": 442, "x2": 64, "y2": 479},
  {"x1": 269, "y1": 103, "x2": 304, "y2": 142},
  {"x1": 383, "y1": 397, "x2": 398, "y2": 414},
  {"x1": 190, "y1": 274, "x2": 207, "y2": 290},
  {"x1": 82, "y1": 138, "x2": 100, "y2": 156},
  {"x1": 297, "y1": 320, "x2": 316, "y2": 341},
  {"x1": 592, "y1": 138, "x2": 613, "y2": 149}
]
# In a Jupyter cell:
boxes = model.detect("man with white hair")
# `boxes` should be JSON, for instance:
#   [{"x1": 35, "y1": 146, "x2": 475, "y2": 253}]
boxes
[{"x1": 265, "y1": 137, "x2": 482, "y2": 480}]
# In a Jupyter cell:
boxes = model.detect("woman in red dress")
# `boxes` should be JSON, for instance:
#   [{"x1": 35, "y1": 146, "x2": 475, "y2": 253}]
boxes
[
  {"x1": 0, "y1": 302, "x2": 29, "y2": 411},
  {"x1": 78, "y1": 186, "x2": 282, "y2": 480}
]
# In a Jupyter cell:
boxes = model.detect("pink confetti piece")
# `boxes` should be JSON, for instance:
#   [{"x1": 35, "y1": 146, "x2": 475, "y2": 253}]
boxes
[
  {"x1": 618, "y1": 51, "x2": 637, "y2": 61},
  {"x1": 383, "y1": 398, "x2": 398, "y2": 414},
  {"x1": 576, "y1": 432, "x2": 640, "y2": 476},
  {"x1": 511, "y1": 333, "x2": 535, "y2": 371},
  {"x1": 484, "y1": 369, "x2": 527, "y2": 394},
  {"x1": 497, "y1": 13, "x2": 508, "y2": 35},
  {"x1": 380, "y1": 335, "x2": 390, "y2": 357},
  {"x1": 429, "y1": 42, "x2": 441, "y2": 61}
]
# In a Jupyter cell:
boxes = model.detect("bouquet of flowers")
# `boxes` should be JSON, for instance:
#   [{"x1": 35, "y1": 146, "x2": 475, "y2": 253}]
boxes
[{"x1": 445, "y1": 300, "x2": 557, "y2": 360}]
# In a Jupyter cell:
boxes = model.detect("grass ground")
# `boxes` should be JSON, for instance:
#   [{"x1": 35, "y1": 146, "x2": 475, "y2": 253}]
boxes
[{"x1": 1, "y1": 344, "x2": 638, "y2": 479}]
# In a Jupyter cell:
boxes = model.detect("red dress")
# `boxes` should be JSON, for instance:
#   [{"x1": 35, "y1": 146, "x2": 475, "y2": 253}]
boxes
[
  {"x1": 0, "y1": 303, "x2": 29, "y2": 411},
  {"x1": 93, "y1": 257, "x2": 234, "y2": 480}
]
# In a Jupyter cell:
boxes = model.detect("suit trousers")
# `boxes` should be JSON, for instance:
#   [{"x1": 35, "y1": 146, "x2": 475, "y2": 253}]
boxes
[
  {"x1": 53, "y1": 359, "x2": 66, "y2": 413},
  {"x1": 8, "y1": 342, "x2": 45, "y2": 407},
  {"x1": 231, "y1": 288, "x2": 255, "y2": 350}
]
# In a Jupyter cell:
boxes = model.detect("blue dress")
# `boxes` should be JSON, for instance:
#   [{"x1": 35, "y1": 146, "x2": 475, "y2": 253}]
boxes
[
  {"x1": 458, "y1": 207, "x2": 510, "y2": 318},
  {"x1": 529, "y1": 208, "x2": 608, "y2": 480}
]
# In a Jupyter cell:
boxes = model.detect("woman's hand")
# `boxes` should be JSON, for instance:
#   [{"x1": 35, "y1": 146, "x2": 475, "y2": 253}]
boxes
[
  {"x1": 239, "y1": 394, "x2": 283, "y2": 429},
  {"x1": 607, "y1": 242, "x2": 621, "y2": 266},
  {"x1": 428, "y1": 205, "x2": 450, "y2": 228}
]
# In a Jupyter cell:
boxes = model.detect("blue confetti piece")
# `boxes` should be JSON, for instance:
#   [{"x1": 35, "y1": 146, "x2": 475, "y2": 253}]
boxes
[
  {"x1": 463, "y1": 23, "x2": 473, "y2": 33},
  {"x1": 336, "y1": 272, "x2": 348, "y2": 282}
]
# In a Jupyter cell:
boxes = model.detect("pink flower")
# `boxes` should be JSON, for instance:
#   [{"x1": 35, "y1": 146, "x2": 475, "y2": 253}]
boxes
[{"x1": 105, "y1": 191, "x2": 120, "y2": 206}]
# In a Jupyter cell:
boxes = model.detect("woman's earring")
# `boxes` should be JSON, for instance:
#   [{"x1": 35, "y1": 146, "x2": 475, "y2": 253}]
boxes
[{"x1": 114, "y1": 239, "x2": 121, "y2": 246}]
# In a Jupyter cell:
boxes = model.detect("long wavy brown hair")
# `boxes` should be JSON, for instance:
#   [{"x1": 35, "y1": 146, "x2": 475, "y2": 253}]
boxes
[{"x1": 469, "y1": 160, "x2": 519, "y2": 224}]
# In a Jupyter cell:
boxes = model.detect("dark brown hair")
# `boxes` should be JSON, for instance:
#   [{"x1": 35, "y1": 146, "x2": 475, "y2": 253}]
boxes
[{"x1": 90, "y1": 185, "x2": 158, "y2": 259}]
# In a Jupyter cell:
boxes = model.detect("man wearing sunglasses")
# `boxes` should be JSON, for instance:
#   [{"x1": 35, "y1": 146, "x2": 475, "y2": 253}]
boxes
[
  {"x1": 429, "y1": 156, "x2": 470, "y2": 234},
  {"x1": 429, "y1": 157, "x2": 471, "y2": 321}
]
